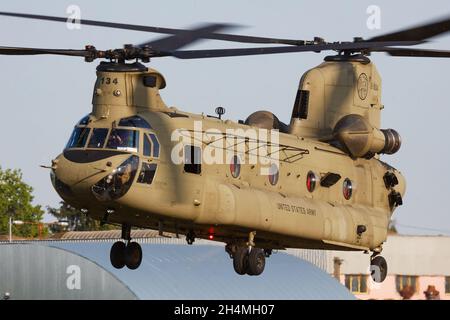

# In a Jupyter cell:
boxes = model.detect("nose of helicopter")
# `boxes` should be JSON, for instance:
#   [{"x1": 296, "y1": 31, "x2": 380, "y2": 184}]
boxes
[{"x1": 50, "y1": 150, "x2": 136, "y2": 204}]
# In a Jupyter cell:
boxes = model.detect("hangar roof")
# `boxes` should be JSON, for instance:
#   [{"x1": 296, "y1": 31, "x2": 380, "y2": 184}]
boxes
[{"x1": 51, "y1": 241, "x2": 353, "y2": 299}]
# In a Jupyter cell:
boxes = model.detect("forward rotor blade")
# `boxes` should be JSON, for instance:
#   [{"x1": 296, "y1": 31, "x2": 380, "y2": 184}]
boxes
[
  {"x1": 0, "y1": 11, "x2": 307, "y2": 46},
  {"x1": 171, "y1": 40, "x2": 425, "y2": 59},
  {"x1": 368, "y1": 15, "x2": 450, "y2": 42},
  {"x1": 0, "y1": 46, "x2": 88, "y2": 57},
  {"x1": 376, "y1": 47, "x2": 450, "y2": 58},
  {"x1": 138, "y1": 23, "x2": 238, "y2": 51}
]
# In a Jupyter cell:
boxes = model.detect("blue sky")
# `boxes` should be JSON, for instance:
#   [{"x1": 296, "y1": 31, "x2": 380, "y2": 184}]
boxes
[{"x1": 0, "y1": 0, "x2": 449, "y2": 234}]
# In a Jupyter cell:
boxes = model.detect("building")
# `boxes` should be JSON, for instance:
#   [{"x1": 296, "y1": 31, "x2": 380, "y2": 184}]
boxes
[
  {"x1": 0, "y1": 237, "x2": 354, "y2": 300},
  {"x1": 325, "y1": 235, "x2": 450, "y2": 300}
]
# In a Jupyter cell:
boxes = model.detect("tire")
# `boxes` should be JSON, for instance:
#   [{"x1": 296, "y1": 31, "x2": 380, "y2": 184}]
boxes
[
  {"x1": 247, "y1": 248, "x2": 266, "y2": 276},
  {"x1": 125, "y1": 242, "x2": 143, "y2": 270},
  {"x1": 371, "y1": 256, "x2": 388, "y2": 283},
  {"x1": 233, "y1": 247, "x2": 249, "y2": 275},
  {"x1": 110, "y1": 241, "x2": 126, "y2": 269}
]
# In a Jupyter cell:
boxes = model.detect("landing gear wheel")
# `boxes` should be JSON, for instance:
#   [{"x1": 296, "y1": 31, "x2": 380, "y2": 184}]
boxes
[
  {"x1": 110, "y1": 241, "x2": 126, "y2": 269},
  {"x1": 233, "y1": 247, "x2": 249, "y2": 275},
  {"x1": 370, "y1": 256, "x2": 387, "y2": 283},
  {"x1": 125, "y1": 242, "x2": 142, "y2": 270},
  {"x1": 247, "y1": 248, "x2": 266, "y2": 276}
]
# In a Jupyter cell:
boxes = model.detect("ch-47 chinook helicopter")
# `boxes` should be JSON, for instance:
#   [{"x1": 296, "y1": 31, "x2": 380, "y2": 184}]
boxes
[{"x1": 1, "y1": 11, "x2": 450, "y2": 281}]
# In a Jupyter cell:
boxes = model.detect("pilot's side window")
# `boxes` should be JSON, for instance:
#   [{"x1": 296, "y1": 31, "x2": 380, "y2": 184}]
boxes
[
  {"x1": 137, "y1": 163, "x2": 157, "y2": 185},
  {"x1": 149, "y1": 133, "x2": 160, "y2": 157},
  {"x1": 143, "y1": 134, "x2": 152, "y2": 157},
  {"x1": 184, "y1": 145, "x2": 201, "y2": 174},
  {"x1": 66, "y1": 127, "x2": 91, "y2": 149}
]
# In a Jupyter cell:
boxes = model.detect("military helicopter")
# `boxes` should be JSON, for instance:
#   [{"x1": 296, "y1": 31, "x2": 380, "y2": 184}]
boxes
[{"x1": 1, "y1": 11, "x2": 449, "y2": 281}]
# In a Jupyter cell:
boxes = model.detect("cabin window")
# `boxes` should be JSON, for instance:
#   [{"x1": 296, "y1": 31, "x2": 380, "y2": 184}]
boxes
[
  {"x1": 184, "y1": 145, "x2": 201, "y2": 174},
  {"x1": 118, "y1": 115, "x2": 152, "y2": 129},
  {"x1": 66, "y1": 127, "x2": 90, "y2": 149},
  {"x1": 343, "y1": 178, "x2": 353, "y2": 200},
  {"x1": 306, "y1": 171, "x2": 317, "y2": 192},
  {"x1": 137, "y1": 163, "x2": 157, "y2": 185},
  {"x1": 106, "y1": 129, "x2": 139, "y2": 153},
  {"x1": 87, "y1": 128, "x2": 109, "y2": 148},
  {"x1": 345, "y1": 275, "x2": 368, "y2": 294},
  {"x1": 230, "y1": 155, "x2": 241, "y2": 178},
  {"x1": 268, "y1": 163, "x2": 279, "y2": 185}
]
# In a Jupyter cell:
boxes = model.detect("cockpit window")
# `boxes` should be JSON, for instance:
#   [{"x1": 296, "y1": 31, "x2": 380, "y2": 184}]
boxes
[
  {"x1": 149, "y1": 133, "x2": 160, "y2": 157},
  {"x1": 106, "y1": 129, "x2": 139, "y2": 152},
  {"x1": 78, "y1": 114, "x2": 91, "y2": 125},
  {"x1": 118, "y1": 116, "x2": 152, "y2": 129},
  {"x1": 88, "y1": 128, "x2": 109, "y2": 148},
  {"x1": 143, "y1": 134, "x2": 152, "y2": 157},
  {"x1": 66, "y1": 127, "x2": 91, "y2": 149}
]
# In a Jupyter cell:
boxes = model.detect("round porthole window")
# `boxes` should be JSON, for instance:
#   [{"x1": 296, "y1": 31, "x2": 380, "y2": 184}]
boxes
[
  {"x1": 343, "y1": 178, "x2": 353, "y2": 200},
  {"x1": 230, "y1": 155, "x2": 241, "y2": 178},
  {"x1": 306, "y1": 171, "x2": 317, "y2": 193},
  {"x1": 268, "y1": 163, "x2": 279, "y2": 186}
]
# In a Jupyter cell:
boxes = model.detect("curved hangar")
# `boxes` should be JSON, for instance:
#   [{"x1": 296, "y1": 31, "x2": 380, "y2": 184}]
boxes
[{"x1": 0, "y1": 242, "x2": 354, "y2": 300}]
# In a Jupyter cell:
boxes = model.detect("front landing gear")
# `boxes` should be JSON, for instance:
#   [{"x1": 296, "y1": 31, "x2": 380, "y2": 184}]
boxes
[
  {"x1": 370, "y1": 255, "x2": 388, "y2": 283},
  {"x1": 110, "y1": 224, "x2": 143, "y2": 270}
]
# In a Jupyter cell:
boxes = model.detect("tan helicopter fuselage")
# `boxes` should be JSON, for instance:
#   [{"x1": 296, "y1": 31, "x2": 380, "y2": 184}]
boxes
[{"x1": 52, "y1": 59, "x2": 405, "y2": 253}]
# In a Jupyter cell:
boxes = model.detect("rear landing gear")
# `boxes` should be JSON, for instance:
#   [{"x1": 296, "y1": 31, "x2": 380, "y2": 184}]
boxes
[
  {"x1": 370, "y1": 255, "x2": 388, "y2": 283},
  {"x1": 109, "y1": 224, "x2": 143, "y2": 270},
  {"x1": 247, "y1": 248, "x2": 266, "y2": 276},
  {"x1": 228, "y1": 244, "x2": 267, "y2": 276}
]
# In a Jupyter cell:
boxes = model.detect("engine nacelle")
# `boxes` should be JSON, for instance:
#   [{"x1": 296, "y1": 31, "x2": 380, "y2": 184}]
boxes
[
  {"x1": 245, "y1": 111, "x2": 289, "y2": 133},
  {"x1": 333, "y1": 114, "x2": 401, "y2": 158}
]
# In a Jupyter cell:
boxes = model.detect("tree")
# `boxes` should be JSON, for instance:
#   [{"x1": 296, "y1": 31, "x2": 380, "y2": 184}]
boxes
[
  {"x1": 48, "y1": 201, "x2": 117, "y2": 231},
  {"x1": 0, "y1": 167, "x2": 45, "y2": 238}
]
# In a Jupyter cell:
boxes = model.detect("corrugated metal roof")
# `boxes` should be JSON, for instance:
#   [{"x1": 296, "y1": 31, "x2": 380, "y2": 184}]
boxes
[
  {"x1": 0, "y1": 244, "x2": 137, "y2": 300},
  {"x1": 59, "y1": 229, "x2": 161, "y2": 240},
  {"x1": 50, "y1": 241, "x2": 353, "y2": 300},
  {"x1": 325, "y1": 235, "x2": 450, "y2": 276}
]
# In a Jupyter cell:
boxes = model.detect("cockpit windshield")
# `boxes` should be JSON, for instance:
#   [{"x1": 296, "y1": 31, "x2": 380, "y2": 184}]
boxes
[
  {"x1": 106, "y1": 129, "x2": 139, "y2": 152},
  {"x1": 66, "y1": 127, "x2": 90, "y2": 149},
  {"x1": 88, "y1": 128, "x2": 109, "y2": 148}
]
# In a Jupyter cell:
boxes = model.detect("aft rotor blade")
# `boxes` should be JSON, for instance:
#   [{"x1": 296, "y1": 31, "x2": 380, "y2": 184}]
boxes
[
  {"x1": 171, "y1": 40, "x2": 425, "y2": 59},
  {"x1": 377, "y1": 47, "x2": 450, "y2": 58},
  {"x1": 368, "y1": 15, "x2": 450, "y2": 42},
  {"x1": 0, "y1": 11, "x2": 307, "y2": 46}
]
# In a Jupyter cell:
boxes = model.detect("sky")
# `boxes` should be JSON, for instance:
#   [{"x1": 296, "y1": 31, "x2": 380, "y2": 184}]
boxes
[{"x1": 0, "y1": 0, "x2": 449, "y2": 235}]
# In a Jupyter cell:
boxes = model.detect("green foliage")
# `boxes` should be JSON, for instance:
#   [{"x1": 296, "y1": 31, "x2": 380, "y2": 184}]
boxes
[
  {"x1": 0, "y1": 166, "x2": 45, "y2": 238},
  {"x1": 48, "y1": 201, "x2": 117, "y2": 231}
]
